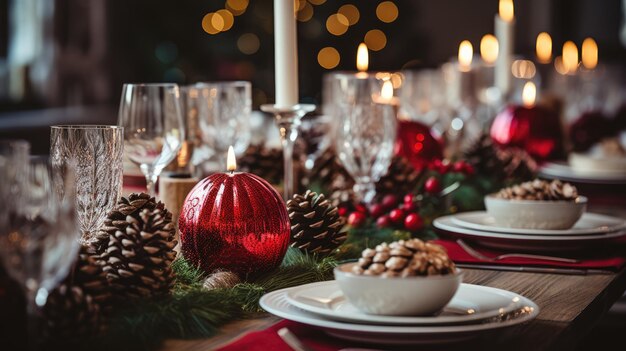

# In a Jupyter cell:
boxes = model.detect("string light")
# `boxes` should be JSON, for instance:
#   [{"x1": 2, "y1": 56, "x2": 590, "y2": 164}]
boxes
[
  {"x1": 338, "y1": 4, "x2": 360, "y2": 26},
  {"x1": 318, "y1": 47, "x2": 340, "y2": 69},
  {"x1": 376, "y1": 1, "x2": 399, "y2": 23},
  {"x1": 326, "y1": 13, "x2": 349, "y2": 36},
  {"x1": 364, "y1": 29, "x2": 387, "y2": 51}
]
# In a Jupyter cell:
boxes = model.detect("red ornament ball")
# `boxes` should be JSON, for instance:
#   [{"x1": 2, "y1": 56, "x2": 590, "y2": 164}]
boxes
[
  {"x1": 395, "y1": 120, "x2": 443, "y2": 170},
  {"x1": 424, "y1": 176, "x2": 441, "y2": 194},
  {"x1": 404, "y1": 213, "x2": 424, "y2": 231},
  {"x1": 179, "y1": 172, "x2": 290, "y2": 277},
  {"x1": 348, "y1": 211, "x2": 366, "y2": 227},
  {"x1": 490, "y1": 105, "x2": 564, "y2": 160},
  {"x1": 389, "y1": 208, "x2": 405, "y2": 224}
]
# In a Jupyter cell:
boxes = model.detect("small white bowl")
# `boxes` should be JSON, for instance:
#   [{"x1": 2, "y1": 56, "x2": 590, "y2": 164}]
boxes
[
  {"x1": 333, "y1": 262, "x2": 462, "y2": 316},
  {"x1": 484, "y1": 194, "x2": 587, "y2": 230}
]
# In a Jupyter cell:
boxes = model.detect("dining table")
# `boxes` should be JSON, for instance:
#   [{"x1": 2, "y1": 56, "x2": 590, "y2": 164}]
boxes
[{"x1": 156, "y1": 200, "x2": 626, "y2": 351}]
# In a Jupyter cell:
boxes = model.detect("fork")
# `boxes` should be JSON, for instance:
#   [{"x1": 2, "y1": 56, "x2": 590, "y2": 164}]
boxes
[{"x1": 456, "y1": 239, "x2": 580, "y2": 263}]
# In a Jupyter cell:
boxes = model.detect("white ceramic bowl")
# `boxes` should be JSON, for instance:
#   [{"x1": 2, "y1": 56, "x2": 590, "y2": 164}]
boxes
[
  {"x1": 333, "y1": 262, "x2": 463, "y2": 316},
  {"x1": 484, "y1": 194, "x2": 587, "y2": 230}
]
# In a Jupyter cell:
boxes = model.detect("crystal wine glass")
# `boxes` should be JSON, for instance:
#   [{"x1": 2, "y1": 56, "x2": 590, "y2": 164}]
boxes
[
  {"x1": 50, "y1": 125, "x2": 124, "y2": 243},
  {"x1": 0, "y1": 157, "x2": 79, "y2": 350},
  {"x1": 118, "y1": 83, "x2": 185, "y2": 196},
  {"x1": 194, "y1": 81, "x2": 252, "y2": 170},
  {"x1": 332, "y1": 74, "x2": 397, "y2": 204}
]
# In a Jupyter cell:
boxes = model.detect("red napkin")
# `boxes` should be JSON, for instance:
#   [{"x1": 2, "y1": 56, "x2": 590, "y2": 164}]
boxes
[
  {"x1": 431, "y1": 239, "x2": 626, "y2": 271},
  {"x1": 216, "y1": 320, "x2": 356, "y2": 351}
]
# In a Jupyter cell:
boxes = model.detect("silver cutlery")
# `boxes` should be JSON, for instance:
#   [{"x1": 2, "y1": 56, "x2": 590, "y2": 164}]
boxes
[
  {"x1": 278, "y1": 327, "x2": 388, "y2": 351},
  {"x1": 456, "y1": 239, "x2": 580, "y2": 263},
  {"x1": 456, "y1": 263, "x2": 613, "y2": 275}
]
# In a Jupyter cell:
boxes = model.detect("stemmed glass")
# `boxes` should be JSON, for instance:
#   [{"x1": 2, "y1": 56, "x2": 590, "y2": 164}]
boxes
[
  {"x1": 50, "y1": 125, "x2": 124, "y2": 243},
  {"x1": 332, "y1": 74, "x2": 397, "y2": 204},
  {"x1": 118, "y1": 83, "x2": 185, "y2": 196},
  {"x1": 194, "y1": 81, "x2": 252, "y2": 170},
  {"x1": 0, "y1": 157, "x2": 79, "y2": 350}
]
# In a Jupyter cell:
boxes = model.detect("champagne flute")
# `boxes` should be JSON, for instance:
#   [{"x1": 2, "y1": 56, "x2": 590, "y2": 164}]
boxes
[
  {"x1": 0, "y1": 157, "x2": 79, "y2": 350},
  {"x1": 118, "y1": 83, "x2": 185, "y2": 196}
]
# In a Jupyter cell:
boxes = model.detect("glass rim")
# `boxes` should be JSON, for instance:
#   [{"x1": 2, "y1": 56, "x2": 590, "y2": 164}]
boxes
[
  {"x1": 192, "y1": 81, "x2": 251, "y2": 88},
  {"x1": 0, "y1": 139, "x2": 30, "y2": 147},
  {"x1": 122, "y1": 83, "x2": 179, "y2": 88},
  {"x1": 50, "y1": 125, "x2": 123, "y2": 130}
]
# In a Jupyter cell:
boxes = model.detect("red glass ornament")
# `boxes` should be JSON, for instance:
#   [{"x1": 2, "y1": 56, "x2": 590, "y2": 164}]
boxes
[
  {"x1": 179, "y1": 172, "x2": 290, "y2": 277},
  {"x1": 490, "y1": 105, "x2": 564, "y2": 160},
  {"x1": 395, "y1": 120, "x2": 443, "y2": 170},
  {"x1": 424, "y1": 176, "x2": 441, "y2": 194}
]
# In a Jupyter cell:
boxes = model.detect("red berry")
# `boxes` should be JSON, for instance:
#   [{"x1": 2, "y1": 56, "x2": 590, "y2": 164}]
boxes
[
  {"x1": 348, "y1": 212, "x2": 366, "y2": 227},
  {"x1": 429, "y1": 159, "x2": 443, "y2": 171},
  {"x1": 402, "y1": 202, "x2": 417, "y2": 212},
  {"x1": 389, "y1": 208, "x2": 405, "y2": 223},
  {"x1": 338, "y1": 207, "x2": 348, "y2": 217},
  {"x1": 403, "y1": 194, "x2": 414, "y2": 205},
  {"x1": 453, "y1": 160, "x2": 466, "y2": 173},
  {"x1": 376, "y1": 215, "x2": 391, "y2": 228},
  {"x1": 381, "y1": 194, "x2": 399, "y2": 209},
  {"x1": 355, "y1": 203, "x2": 368, "y2": 214},
  {"x1": 369, "y1": 203, "x2": 385, "y2": 218},
  {"x1": 404, "y1": 213, "x2": 424, "y2": 231},
  {"x1": 424, "y1": 176, "x2": 441, "y2": 194},
  {"x1": 464, "y1": 163, "x2": 475, "y2": 176}
]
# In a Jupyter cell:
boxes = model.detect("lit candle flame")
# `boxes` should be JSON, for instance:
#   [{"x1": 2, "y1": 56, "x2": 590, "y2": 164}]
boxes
[
  {"x1": 480, "y1": 34, "x2": 499, "y2": 65},
  {"x1": 458, "y1": 40, "x2": 473, "y2": 72},
  {"x1": 582, "y1": 37, "x2": 598, "y2": 70},
  {"x1": 536, "y1": 32, "x2": 552, "y2": 64},
  {"x1": 356, "y1": 43, "x2": 369, "y2": 72},
  {"x1": 562, "y1": 41, "x2": 579, "y2": 74},
  {"x1": 522, "y1": 81, "x2": 536, "y2": 108},
  {"x1": 499, "y1": 0, "x2": 514, "y2": 22},
  {"x1": 381, "y1": 80, "x2": 394, "y2": 100},
  {"x1": 227, "y1": 145, "x2": 237, "y2": 172}
]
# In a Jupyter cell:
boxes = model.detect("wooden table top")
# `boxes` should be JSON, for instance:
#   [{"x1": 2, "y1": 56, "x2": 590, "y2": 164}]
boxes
[{"x1": 159, "y1": 266, "x2": 626, "y2": 351}]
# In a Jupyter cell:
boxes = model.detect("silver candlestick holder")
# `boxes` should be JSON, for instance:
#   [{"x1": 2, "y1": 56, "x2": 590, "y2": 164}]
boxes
[{"x1": 260, "y1": 103, "x2": 316, "y2": 200}]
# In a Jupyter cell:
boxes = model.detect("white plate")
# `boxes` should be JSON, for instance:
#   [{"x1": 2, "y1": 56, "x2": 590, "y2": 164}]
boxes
[
  {"x1": 284, "y1": 280, "x2": 526, "y2": 326},
  {"x1": 539, "y1": 161, "x2": 626, "y2": 184},
  {"x1": 451, "y1": 211, "x2": 626, "y2": 236},
  {"x1": 260, "y1": 284, "x2": 539, "y2": 346},
  {"x1": 434, "y1": 215, "x2": 626, "y2": 252}
]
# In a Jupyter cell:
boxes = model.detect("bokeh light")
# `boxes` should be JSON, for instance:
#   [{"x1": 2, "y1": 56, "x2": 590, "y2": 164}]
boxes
[
  {"x1": 226, "y1": 0, "x2": 248, "y2": 16},
  {"x1": 318, "y1": 47, "x2": 340, "y2": 69},
  {"x1": 364, "y1": 29, "x2": 387, "y2": 51},
  {"x1": 308, "y1": 0, "x2": 326, "y2": 5},
  {"x1": 297, "y1": 2, "x2": 314, "y2": 22},
  {"x1": 511, "y1": 59, "x2": 536, "y2": 79},
  {"x1": 217, "y1": 9, "x2": 234, "y2": 31},
  {"x1": 338, "y1": 4, "x2": 360, "y2": 26},
  {"x1": 376, "y1": 1, "x2": 399, "y2": 23},
  {"x1": 237, "y1": 33, "x2": 260, "y2": 54},
  {"x1": 326, "y1": 13, "x2": 349, "y2": 36},
  {"x1": 202, "y1": 13, "x2": 222, "y2": 34}
]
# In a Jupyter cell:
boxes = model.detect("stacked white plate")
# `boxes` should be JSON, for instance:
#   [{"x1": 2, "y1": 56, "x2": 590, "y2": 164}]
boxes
[
  {"x1": 539, "y1": 160, "x2": 626, "y2": 184},
  {"x1": 259, "y1": 280, "x2": 539, "y2": 346},
  {"x1": 433, "y1": 211, "x2": 626, "y2": 252}
]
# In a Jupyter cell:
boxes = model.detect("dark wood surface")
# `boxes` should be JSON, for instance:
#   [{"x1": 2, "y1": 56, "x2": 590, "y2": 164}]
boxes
[{"x1": 158, "y1": 267, "x2": 626, "y2": 351}]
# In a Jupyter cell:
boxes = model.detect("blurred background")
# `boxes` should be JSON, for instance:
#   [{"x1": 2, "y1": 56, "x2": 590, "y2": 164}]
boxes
[{"x1": 0, "y1": 0, "x2": 625, "y2": 153}]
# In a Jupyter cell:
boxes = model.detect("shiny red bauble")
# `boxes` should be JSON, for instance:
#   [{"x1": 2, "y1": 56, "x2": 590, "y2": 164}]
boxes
[
  {"x1": 395, "y1": 120, "x2": 443, "y2": 170},
  {"x1": 179, "y1": 172, "x2": 290, "y2": 277},
  {"x1": 404, "y1": 213, "x2": 424, "y2": 232},
  {"x1": 424, "y1": 176, "x2": 441, "y2": 194},
  {"x1": 490, "y1": 105, "x2": 564, "y2": 160},
  {"x1": 348, "y1": 212, "x2": 366, "y2": 227},
  {"x1": 389, "y1": 208, "x2": 405, "y2": 224}
]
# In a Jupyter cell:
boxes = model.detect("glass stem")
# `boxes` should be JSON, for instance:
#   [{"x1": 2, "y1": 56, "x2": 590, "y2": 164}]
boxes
[
  {"x1": 278, "y1": 121, "x2": 298, "y2": 201},
  {"x1": 145, "y1": 173, "x2": 158, "y2": 198},
  {"x1": 25, "y1": 289, "x2": 41, "y2": 351},
  {"x1": 354, "y1": 180, "x2": 375, "y2": 205}
]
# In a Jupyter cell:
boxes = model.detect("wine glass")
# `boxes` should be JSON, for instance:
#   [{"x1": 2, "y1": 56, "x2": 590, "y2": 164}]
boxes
[
  {"x1": 194, "y1": 81, "x2": 252, "y2": 170},
  {"x1": 50, "y1": 125, "x2": 124, "y2": 243},
  {"x1": 0, "y1": 157, "x2": 79, "y2": 350},
  {"x1": 118, "y1": 83, "x2": 185, "y2": 196},
  {"x1": 332, "y1": 74, "x2": 397, "y2": 204}
]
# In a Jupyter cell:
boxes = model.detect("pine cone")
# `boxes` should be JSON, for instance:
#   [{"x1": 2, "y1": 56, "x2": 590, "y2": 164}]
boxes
[
  {"x1": 239, "y1": 144, "x2": 284, "y2": 185},
  {"x1": 287, "y1": 190, "x2": 347, "y2": 255},
  {"x1": 465, "y1": 134, "x2": 536, "y2": 181},
  {"x1": 375, "y1": 156, "x2": 422, "y2": 199},
  {"x1": 303, "y1": 148, "x2": 353, "y2": 191},
  {"x1": 70, "y1": 245, "x2": 110, "y2": 304},
  {"x1": 98, "y1": 193, "x2": 177, "y2": 299},
  {"x1": 44, "y1": 284, "x2": 102, "y2": 340},
  {"x1": 352, "y1": 239, "x2": 456, "y2": 277}
]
